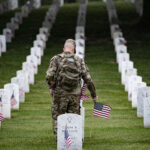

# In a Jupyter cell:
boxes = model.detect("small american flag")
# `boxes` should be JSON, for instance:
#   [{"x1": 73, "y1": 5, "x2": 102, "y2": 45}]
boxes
[
  {"x1": 64, "y1": 127, "x2": 72, "y2": 150},
  {"x1": 93, "y1": 102, "x2": 112, "y2": 119},
  {"x1": 80, "y1": 84, "x2": 89, "y2": 101},
  {"x1": 11, "y1": 93, "x2": 17, "y2": 106},
  {"x1": 0, "y1": 113, "x2": 4, "y2": 121}
]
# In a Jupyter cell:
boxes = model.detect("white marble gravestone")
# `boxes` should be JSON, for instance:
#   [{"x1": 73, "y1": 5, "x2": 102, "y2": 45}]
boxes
[
  {"x1": 114, "y1": 37, "x2": 126, "y2": 47},
  {"x1": 0, "y1": 35, "x2": 6, "y2": 53},
  {"x1": 4, "y1": 83, "x2": 19, "y2": 110},
  {"x1": 76, "y1": 46, "x2": 84, "y2": 59},
  {"x1": 39, "y1": 27, "x2": 49, "y2": 38},
  {"x1": 32, "y1": 0, "x2": 41, "y2": 9},
  {"x1": 125, "y1": 68, "x2": 137, "y2": 91},
  {"x1": 26, "y1": 55, "x2": 38, "y2": 74},
  {"x1": 11, "y1": 17, "x2": 19, "y2": 30},
  {"x1": 36, "y1": 33, "x2": 47, "y2": 42},
  {"x1": 118, "y1": 53, "x2": 130, "y2": 72},
  {"x1": 15, "y1": 12, "x2": 23, "y2": 24},
  {"x1": 137, "y1": 87, "x2": 150, "y2": 118},
  {"x1": 0, "y1": 89, "x2": 11, "y2": 119},
  {"x1": 113, "y1": 31, "x2": 123, "y2": 40},
  {"x1": 30, "y1": 47, "x2": 41, "y2": 65},
  {"x1": 22, "y1": 62, "x2": 35, "y2": 84},
  {"x1": 144, "y1": 96, "x2": 150, "y2": 128},
  {"x1": 17, "y1": 70, "x2": 29, "y2": 93},
  {"x1": 3, "y1": 28, "x2": 13, "y2": 43},
  {"x1": 21, "y1": 5, "x2": 29, "y2": 18},
  {"x1": 6, "y1": 23, "x2": 15, "y2": 37},
  {"x1": 11, "y1": 77, "x2": 25, "y2": 103},
  {"x1": 76, "y1": 26, "x2": 84, "y2": 34},
  {"x1": 110, "y1": 24, "x2": 120, "y2": 39},
  {"x1": 8, "y1": 0, "x2": 18, "y2": 10},
  {"x1": 128, "y1": 75, "x2": 142, "y2": 101},
  {"x1": 116, "y1": 44, "x2": 127, "y2": 54},
  {"x1": 121, "y1": 61, "x2": 134, "y2": 85},
  {"x1": 33, "y1": 40, "x2": 44, "y2": 56},
  {"x1": 132, "y1": 82, "x2": 146, "y2": 108},
  {"x1": 76, "y1": 39, "x2": 85, "y2": 48},
  {"x1": 57, "y1": 114, "x2": 82, "y2": 150},
  {"x1": 75, "y1": 33, "x2": 85, "y2": 40}
]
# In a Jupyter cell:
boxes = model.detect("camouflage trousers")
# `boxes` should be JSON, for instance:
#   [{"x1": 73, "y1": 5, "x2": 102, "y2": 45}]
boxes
[{"x1": 51, "y1": 94, "x2": 80, "y2": 135}]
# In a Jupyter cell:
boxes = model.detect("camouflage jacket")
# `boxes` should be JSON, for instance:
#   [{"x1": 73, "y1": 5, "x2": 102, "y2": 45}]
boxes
[{"x1": 46, "y1": 52, "x2": 96, "y2": 98}]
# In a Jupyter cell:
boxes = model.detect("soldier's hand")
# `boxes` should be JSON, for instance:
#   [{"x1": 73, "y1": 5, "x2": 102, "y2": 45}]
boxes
[{"x1": 92, "y1": 96, "x2": 98, "y2": 102}]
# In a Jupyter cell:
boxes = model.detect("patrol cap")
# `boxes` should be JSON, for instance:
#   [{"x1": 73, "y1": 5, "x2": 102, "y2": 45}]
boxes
[{"x1": 64, "y1": 39, "x2": 75, "y2": 48}]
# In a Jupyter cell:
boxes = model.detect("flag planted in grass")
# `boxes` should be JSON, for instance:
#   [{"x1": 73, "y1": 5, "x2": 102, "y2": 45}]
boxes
[
  {"x1": 11, "y1": 93, "x2": 17, "y2": 106},
  {"x1": 93, "y1": 102, "x2": 112, "y2": 119},
  {"x1": 64, "y1": 127, "x2": 72, "y2": 150}
]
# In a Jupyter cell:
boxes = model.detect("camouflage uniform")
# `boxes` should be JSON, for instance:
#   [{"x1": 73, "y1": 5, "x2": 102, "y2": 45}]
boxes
[{"x1": 46, "y1": 51, "x2": 96, "y2": 135}]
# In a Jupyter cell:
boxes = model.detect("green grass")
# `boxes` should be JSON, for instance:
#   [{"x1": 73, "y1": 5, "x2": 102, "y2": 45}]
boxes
[{"x1": 0, "y1": 1, "x2": 150, "y2": 150}]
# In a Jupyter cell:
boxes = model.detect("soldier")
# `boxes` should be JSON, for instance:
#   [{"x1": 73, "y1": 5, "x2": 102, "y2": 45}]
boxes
[{"x1": 46, "y1": 39, "x2": 97, "y2": 135}]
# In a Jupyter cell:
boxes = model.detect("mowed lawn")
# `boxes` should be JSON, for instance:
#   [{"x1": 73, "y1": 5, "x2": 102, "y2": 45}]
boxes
[{"x1": 0, "y1": 1, "x2": 150, "y2": 150}]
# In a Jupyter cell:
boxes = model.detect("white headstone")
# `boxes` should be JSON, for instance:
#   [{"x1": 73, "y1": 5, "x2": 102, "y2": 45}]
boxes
[
  {"x1": 0, "y1": 89, "x2": 11, "y2": 119},
  {"x1": 6, "y1": 23, "x2": 15, "y2": 37},
  {"x1": 137, "y1": 87, "x2": 150, "y2": 118},
  {"x1": 3, "y1": 28, "x2": 13, "y2": 43},
  {"x1": 39, "y1": 27, "x2": 49, "y2": 38},
  {"x1": 121, "y1": 61, "x2": 134, "y2": 85},
  {"x1": 26, "y1": 55, "x2": 38, "y2": 74},
  {"x1": 8, "y1": 0, "x2": 18, "y2": 10},
  {"x1": 125, "y1": 68, "x2": 137, "y2": 91},
  {"x1": 0, "y1": 35, "x2": 6, "y2": 53},
  {"x1": 113, "y1": 31, "x2": 123, "y2": 40},
  {"x1": 76, "y1": 26, "x2": 84, "y2": 34},
  {"x1": 22, "y1": 62, "x2": 35, "y2": 84},
  {"x1": 11, "y1": 77, "x2": 25, "y2": 103},
  {"x1": 57, "y1": 114, "x2": 82, "y2": 150},
  {"x1": 144, "y1": 96, "x2": 150, "y2": 128},
  {"x1": 32, "y1": 0, "x2": 41, "y2": 9},
  {"x1": 30, "y1": 47, "x2": 41, "y2": 65},
  {"x1": 11, "y1": 17, "x2": 19, "y2": 30},
  {"x1": 21, "y1": 5, "x2": 29, "y2": 18},
  {"x1": 15, "y1": 12, "x2": 23, "y2": 24},
  {"x1": 128, "y1": 75, "x2": 142, "y2": 101},
  {"x1": 16, "y1": 70, "x2": 29, "y2": 93},
  {"x1": 33, "y1": 40, "x2": 45, "y2": 56},
  {"x1": 132, "y1": 82, "x2": 146, "y2": 108},
  {"x1": 4, "y1": 83, "x2": 19, "y2": 110},
  {"x1": 36, "y1": 33, "x2": 47, "y2": 42}
]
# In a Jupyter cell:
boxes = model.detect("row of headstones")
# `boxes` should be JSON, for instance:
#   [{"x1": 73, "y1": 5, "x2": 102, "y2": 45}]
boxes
[
  {"x1": 0, "y1": 0, "x2": 61, "y2": 128},
  {"x1": 105, "y1": 0, "x2": 150, "y2": 128},
  {"x1": 0, "y1": 0, "x2": 18, "y2": 14},
  {"x1": 131, "y1": 0, "x2": 143, "y2": 16},
  {"x1": 105, "y1": 0, "x2": 118, "y2": 25},
  {"x1": 0, "y1": 0, "x2": 42, "y2": 57},
  {"x1": 57, "y1": 1, "x2": 87, "y2": 150}
]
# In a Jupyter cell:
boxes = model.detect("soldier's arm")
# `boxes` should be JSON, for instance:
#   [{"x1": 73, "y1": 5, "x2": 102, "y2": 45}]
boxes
[
  {"x1": 81, "y1": 60, "x2": 97, "y2": 99},
  {"x1": 46, "y1": 56, "x2": 58, "y2": 89}
]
